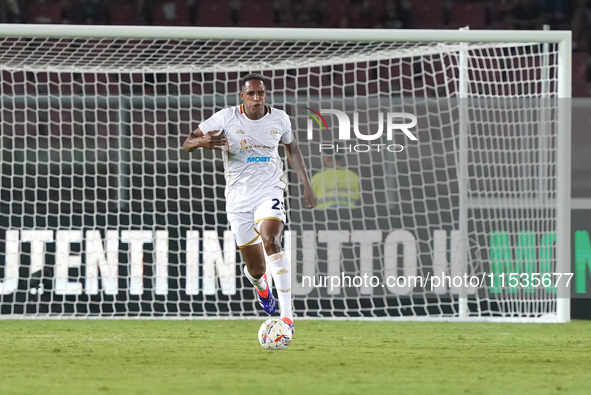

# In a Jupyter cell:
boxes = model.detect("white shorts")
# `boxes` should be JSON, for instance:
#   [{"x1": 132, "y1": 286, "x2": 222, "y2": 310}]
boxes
[{"x1": 227, "y1": 192, "x2": 286, "y2": 248}]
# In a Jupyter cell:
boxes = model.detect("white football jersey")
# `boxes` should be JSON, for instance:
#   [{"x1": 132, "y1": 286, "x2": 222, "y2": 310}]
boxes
[{"x1": 198, "y1": 104, "x2": 293, "y2": 212}]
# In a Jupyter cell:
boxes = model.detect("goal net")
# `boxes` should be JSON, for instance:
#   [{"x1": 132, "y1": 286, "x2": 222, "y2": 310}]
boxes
[{"x1": 0, "y1": 26, "x2": 571, "y2": 321}]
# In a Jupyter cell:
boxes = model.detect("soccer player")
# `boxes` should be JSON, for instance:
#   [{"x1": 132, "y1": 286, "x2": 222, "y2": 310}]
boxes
[{"x1": 182, "y1": 73, "x2": 316, "y2": 334}]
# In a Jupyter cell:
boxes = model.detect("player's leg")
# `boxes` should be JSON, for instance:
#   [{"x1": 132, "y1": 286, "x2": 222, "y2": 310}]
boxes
[
  {"x1": 258, "y1": 219, "x2": 294, "y2": 331},
  {"x1": 228, "y1": 211, "x2": 276, "y2": 314},
  {"x1": 239, "y1": 242, "x2": 266, "y2": 285},
  {"x1": 240, "y1": 243, "x2": 277, "y2": 314}
]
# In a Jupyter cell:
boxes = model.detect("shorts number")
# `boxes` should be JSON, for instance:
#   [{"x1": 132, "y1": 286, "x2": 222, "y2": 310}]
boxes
[{"x1": 272, "y1": 198, "x2": 285, "y2": 211}]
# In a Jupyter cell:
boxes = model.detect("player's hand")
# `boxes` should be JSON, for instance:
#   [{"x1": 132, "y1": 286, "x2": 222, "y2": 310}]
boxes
[
  {"x1": 199, "y1": 130, "x2": 227, "y2": 151},
  {"x1": 303, "y1": 186, "x2": 317, "y2": 208}
]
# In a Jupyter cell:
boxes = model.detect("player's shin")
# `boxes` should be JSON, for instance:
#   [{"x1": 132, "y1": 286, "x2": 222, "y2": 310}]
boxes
[
  {"x1": 243, "y1": 265, "x2": 269, "y2": 298},
  {"x1": 268, "y1": 251, "x2": 293, "y2": 321}
]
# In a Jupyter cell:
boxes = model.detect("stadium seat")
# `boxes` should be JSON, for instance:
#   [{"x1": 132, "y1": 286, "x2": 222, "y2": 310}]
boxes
[
  {"x1": 226, "y1": 72, "x2": 240, "y2": 93},
  {"x1": 26, "y1": 0, "x2": 62, "y2": 24},
  {"x1": 196, "y1": 1, "x2": 232, "y2": 26},
  {"x1": 109, "y1": 2, "x2": 142, "y2": 25},
  {"x1": 409, "y1": 0, "x2": 444, "y2": 29},
  {"x1": 572, "y1": 52, "x2": 590, "y2": 97},
  {"x1": 448, "y1": 1, "x2": 487, "y2": 29},
  {"x1": 261, "y1": 70, "x2": 286, "y2": 91},
  {"x1": 151, "y1": 0, "x2": 190, "y2": 26},
  {"x1": 2, "y1": 71, "x2": 26, "y2": 95},
  {"x1": 573, "y1": 52, "x2": 588, "y2": 84},
  {"x1": 467, "y1": 56, "x2": 504, "y2": 96},
  {"x1": 422, "y1": 55, "x2": 452, "y2": 96},
  {"x1": 48, "y1": 72, "x2": 73, "y2": 95},
  {"x1": 344, "y1": 63, "x2": 376, "y2": 96},
  {"x1": 75, "y1": 73, "x2": 107, "y2": 95},
  {"x1": 343, "y1": 63, "x2": 358, "y2": 85},
  {"x1": 306, "y1": 67, "x2": 323, "y2": 96},
  {"x1": 184, "y1": 74, "x2": 204, "y2": 95},
  {"x1": 490, "y1": 0, "x2": 513, "y2": 29},
  {"x1": 325, "y1": 0, "x2": 351, "y2": 28},
  {"x1": 167, "y1": 74, "x2": 182, "y2": 94},
  {"x1": 239, "y1": 1, "x2": 275, "y2": 27},
  {"x1": 49, "y1": 107, "x2": 74, "y2": 137},
  {"x1": 211, "y1": 72, "x2": 240, "y2": 94},
  {"x1": 366, "y1": 0, "x2": 384, "y2": 15},
  {"x1": 390, "y1": 61, "x2": 422, "y2": 93}
]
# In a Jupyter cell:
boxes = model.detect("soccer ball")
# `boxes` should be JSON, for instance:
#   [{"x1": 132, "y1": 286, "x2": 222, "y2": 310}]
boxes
[{"x1": 258, "y1": 318, "x2": 292, "y2": 350}]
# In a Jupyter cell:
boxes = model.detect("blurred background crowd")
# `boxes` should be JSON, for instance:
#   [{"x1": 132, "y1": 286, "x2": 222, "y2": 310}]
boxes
[{"x1": 1, "y1": 0, "x2": 590, "y2": 96}]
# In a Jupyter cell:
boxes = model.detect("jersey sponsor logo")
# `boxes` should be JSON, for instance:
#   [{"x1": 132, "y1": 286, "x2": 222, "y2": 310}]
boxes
[
  {"x1": 247, "y1": 156, "x2": 271, "y2": 163},
  {"x1": 252, "y1": 144, "x2": 275, "y2": 149},
  {"x1": 240, "y1": 139, "x2": 276, "y2": 152}
]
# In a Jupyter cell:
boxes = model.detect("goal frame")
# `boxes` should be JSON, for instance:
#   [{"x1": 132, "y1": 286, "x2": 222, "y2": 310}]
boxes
[{"x1": 0, "y1": 25, "x2": 572, "y2": 322}]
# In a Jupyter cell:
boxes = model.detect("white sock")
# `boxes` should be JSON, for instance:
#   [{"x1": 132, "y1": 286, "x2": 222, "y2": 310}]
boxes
[
  {"x1": 243, "y1": 265, "x2": 268, "y2": 293},
  {"x1": 268, "y1": 251, "x2": 293, "y2": 321}
]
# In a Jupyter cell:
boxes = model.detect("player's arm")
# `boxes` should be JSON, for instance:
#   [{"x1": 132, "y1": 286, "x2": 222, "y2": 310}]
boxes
[
  {"x1": 182, "y1": 128, "x2": 227, "y2": 152},
  {"x1": 284, "y1": 138, "x2": 317, "y2": 208}
]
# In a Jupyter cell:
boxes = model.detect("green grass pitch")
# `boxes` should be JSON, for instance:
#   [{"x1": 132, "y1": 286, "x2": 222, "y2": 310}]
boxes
[{"x1": 0, "y1": 320, "x2": 589, "y2": 395}]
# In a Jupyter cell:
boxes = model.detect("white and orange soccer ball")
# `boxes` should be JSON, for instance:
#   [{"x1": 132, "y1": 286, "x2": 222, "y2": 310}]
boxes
[{"x1": 258, "y1": 318, "x2": 292, "y2": 350}]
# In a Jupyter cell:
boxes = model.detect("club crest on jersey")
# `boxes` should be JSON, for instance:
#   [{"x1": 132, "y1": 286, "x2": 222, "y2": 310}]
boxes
[
  {"x1": 235, "y1": 129, "x2": 245, "y2": 134},
  {"x1": 240, "y1": 139, "x2": 251, "y2": 151},
  {"x1": 269, "y1": 129, "x2": 278, "y2": 138}
]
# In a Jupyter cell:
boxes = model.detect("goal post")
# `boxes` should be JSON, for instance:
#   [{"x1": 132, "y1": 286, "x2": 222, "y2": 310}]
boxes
[{"x1": 0, "y1": 25, "x2": 571, "y2": 321}]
